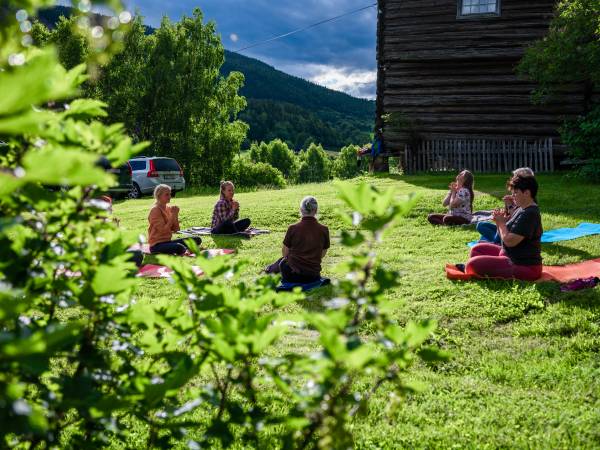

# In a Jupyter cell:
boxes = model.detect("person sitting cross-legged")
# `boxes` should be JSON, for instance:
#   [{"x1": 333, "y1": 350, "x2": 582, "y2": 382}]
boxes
[
  {"x1": 464, "y1": 174, "x2": 543, "y2": 281},
  {"x1": 265, "y1": 196, "x2": 330, "y2": 283},
  {"x1": 148, "y1": 184, "x2": 201, "y2": 255},
  {"x1": 211, "y1": 180, "x2": 251, "y2": 234},
  {"x1": 476, "y1": 167, "x2": 535, "y2": 244},
  {"x1": 428, "y1": 170, "x2": 475, "y2": 226}
]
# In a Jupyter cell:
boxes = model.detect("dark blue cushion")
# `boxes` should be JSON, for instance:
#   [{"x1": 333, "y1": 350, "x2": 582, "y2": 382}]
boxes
[{"x1": 276, "y1": 277, "x2": 331, "y2": 292}]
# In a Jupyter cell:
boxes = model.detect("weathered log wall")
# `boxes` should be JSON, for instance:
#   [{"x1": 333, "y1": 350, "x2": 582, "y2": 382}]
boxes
[{"x1": 376, "y1": 0, "x2": 589, "y2": 156}]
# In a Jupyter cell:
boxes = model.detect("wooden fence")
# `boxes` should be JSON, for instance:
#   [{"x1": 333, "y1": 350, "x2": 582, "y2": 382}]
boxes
[{"x1": 403, "y1": 138, "x2": 554, "y2": 174}]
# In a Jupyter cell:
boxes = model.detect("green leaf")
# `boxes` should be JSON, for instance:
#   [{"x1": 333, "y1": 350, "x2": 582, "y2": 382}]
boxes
[
  {"x1": 340, "y1": 230, "x2": 365, "y2": 247},
  {"x1": 0, "y1": 49, "x2": 85, "y2": 115},
  {"x1": 0, "y1": 322, "x2": 83, "y2": 359},
  {"x1": 0, "y1": 172, "x2": 24, "y2": 196},
  {"x1": 253, "y1": 325, "x2": 285, "y2": 354},
  {"x1": 213, "y1": 337, "x2": 236, "y2": 362},
  {"x1": 346, "y1": 345, "x2": 373, "y2": 369},
  {"x1": 62, "y1": 99, "x2": 108, "y2": 119},
  {"x1": 22, "y1": 147, "x2": 114, "y2": 187},
  {"x1": 404, "y1": 320, "x2": 437, "y2": 348},
  {"x1": 92, "y1": 265, "x2": 137, "y2": 295},
  {"x1": 0, "y1": 108, "x2": 55, "y2": 136}
]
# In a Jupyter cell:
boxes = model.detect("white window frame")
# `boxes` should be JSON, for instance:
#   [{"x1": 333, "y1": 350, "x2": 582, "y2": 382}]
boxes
[{"x1": 457, "y1": 0, "x2": 501, "y2": 18}]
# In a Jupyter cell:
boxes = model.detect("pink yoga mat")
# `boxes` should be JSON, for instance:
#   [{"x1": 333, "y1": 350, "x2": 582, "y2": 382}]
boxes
[
  {"x1": 137, "y1": 264, "x2": 204, "y2": 279},
  {"x1": 446, "y1": 258, "x2": 600, "y2": 283},
  {"x1": 128, "y1": 244, "x2": 234, "y2": 258}
]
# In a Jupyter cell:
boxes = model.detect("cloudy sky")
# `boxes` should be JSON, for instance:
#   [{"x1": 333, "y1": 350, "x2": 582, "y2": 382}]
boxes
[{"x1": 121, "y1": 1, "x2": 378, "y2": 99}]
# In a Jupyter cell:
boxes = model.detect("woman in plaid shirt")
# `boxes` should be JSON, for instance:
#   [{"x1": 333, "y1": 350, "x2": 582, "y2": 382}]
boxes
[{"x1": 211, "y1": 181, "x2": 251, "y2": 234}]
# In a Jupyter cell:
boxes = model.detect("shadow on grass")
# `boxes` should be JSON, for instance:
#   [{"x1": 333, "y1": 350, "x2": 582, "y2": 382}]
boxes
[
  {"x1": 542, "y1": 243, "x2": 596, "y2": 261},
  {"x1": 210, "y1": 235, "x2": 248, "y2": 251},
  {"x1": 385, "y1": 172, "x2": 600, "y2": 223}
]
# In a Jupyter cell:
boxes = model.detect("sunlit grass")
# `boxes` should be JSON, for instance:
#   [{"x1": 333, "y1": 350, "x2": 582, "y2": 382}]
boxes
[{"x1": 115, "y1": 173, "x2": 600, "y2": 447}]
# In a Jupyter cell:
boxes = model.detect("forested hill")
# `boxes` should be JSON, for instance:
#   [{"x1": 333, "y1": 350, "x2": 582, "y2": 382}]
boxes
[
  {"x1": 38, "y1": 6, "x2": 375, "y2": 150},
  {"x1": 221, "y1": 51, "x2": 375, "y2": 149}
]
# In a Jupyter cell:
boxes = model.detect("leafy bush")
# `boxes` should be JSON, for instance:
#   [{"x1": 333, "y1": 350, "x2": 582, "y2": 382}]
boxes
[
  {"x1": 33, "y1": 10, "x2": 249, "y2": 187},
  {"x1": 226, "y1": 155, "x2": 286, "y2": 188},
  {"x1": 518, "y1": 0, "x2": 600, "y2": 101},
  {"x1": 248, "y1": 140, "x2": 270, "y2": 163},
  {"x1": 249, "y1": 139, "x2": 299, "y2": 181},
  {"x1": 561, "y1": 105, "x2": 600, "y2": 181},
  {"x1": 267, "y1": 138, "x2": 299, "y2": 180},
  {"x1": 333, "y1": 144, "x2": 362, "y2": 179},
  {"x1": 298, "y1": 143, "x2": 331, "y2": 183},
  {"x1": 1, "y1": 1, "x2": 444, "y2": 447}
]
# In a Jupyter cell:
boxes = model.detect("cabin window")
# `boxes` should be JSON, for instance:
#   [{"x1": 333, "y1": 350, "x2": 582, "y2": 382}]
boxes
[{"x1": 458, "y1": 0, "x2": 500, "y2": 17}]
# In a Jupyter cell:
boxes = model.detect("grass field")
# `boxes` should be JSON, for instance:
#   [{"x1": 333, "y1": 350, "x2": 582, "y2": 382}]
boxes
[{"x1": 115, "y1": 173, "x2": 600, "y2": 448}]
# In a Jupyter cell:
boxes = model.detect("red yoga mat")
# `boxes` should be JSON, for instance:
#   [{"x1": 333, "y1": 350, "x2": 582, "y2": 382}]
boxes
[{"x1": 446, "y1": 258, "x2": 600, "y2": 283}]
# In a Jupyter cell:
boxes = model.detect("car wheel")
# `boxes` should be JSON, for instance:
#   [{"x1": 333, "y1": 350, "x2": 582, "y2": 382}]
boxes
[
  {"x1": 129, "y1": 183, "x2": 142, "y2": 199},
  {"x1": 171, "y1": 190, "x2": 176, "y2": 198}
]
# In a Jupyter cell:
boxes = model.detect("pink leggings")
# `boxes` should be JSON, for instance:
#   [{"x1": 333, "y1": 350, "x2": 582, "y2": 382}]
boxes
[{"x1": 466, "y1": 243, "x2": 542, "y2": 281}]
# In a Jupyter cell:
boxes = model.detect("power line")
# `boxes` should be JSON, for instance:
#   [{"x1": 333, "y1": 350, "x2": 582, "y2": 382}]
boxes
[{"x1": 233, "y1": 3, "x2": 377, "y2": 53}]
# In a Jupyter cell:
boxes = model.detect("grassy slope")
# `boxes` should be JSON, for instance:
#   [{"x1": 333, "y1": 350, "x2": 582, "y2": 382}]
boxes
[{"x1": 115, "y1": 174, "x2": 600, "y2": 448}]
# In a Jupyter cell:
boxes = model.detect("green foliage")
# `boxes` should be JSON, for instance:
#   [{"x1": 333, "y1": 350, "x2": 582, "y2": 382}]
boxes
[
  {"x1": 1, "y1": 2, "x2": 442, "y2": 447},
  {"x1": 332, "y1": 144, "x2": 362, "y2": 179},
  {"x1": 298, "y1": 143, "x2": 332, "y2": 183},
  {"x1": 34, "y1": 10, "x2": 248, "y2": 187},
  {"x1": 561, "y1": 105, "x2": 600, "y2": 181},
  {"x1": 561, "y1": 105, "x2": 600, "y2": 159},
  {"x1": 518, "y1": 0, "x2": 600, "y2": 100},
  {"x1": 249, "y1": 139, "x2": 299, "y2": 181},
  {"x1": 0, "y1": 1, "x2": 149, "y2": 446},
  {"x1": 222, "y1": 51, "x2": 374, "y2": 150},
  {"x1": 50, "y1": 15, "x2": 89, "y2": 69},
  {"x1": 225, "y1": 154, "x2": 286, "y2": 188}
]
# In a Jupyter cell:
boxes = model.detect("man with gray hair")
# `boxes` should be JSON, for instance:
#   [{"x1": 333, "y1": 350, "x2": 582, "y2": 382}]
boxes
[{"x1": 265, "y1": 196, "x2": 330, "y2": 283}]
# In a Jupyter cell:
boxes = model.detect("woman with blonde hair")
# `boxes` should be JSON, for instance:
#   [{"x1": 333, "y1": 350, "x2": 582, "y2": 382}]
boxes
[
  {"x1": 148, "y1": 184, "x2": 201, "y2": 255},
  {"x1": 211, "y1": 181, "x2": 251, "y2": 234}
]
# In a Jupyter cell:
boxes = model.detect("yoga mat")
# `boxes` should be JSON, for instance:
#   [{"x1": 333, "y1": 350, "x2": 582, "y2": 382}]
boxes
[
  {"x1": 446, "y1": 258, "x2": 600, "y2": 283},
  {"x1": 276, "y1": 277, "x2": 331, "y2": 292},
  {"x1": 179, "y1": 227, "x2": 270, "y2": 238},
  {"x1": 469, "y1": 210, "x2": 494, "y2": 224},
  {"x1": 129, "y1": 243, "x2": 234, "y2": 258},
  {"x1": 468, "y1": 222, "x2": 600, "y2": 247},
  {"x1": 137, "y1": 264, "x2": 204, "y2": 279}
]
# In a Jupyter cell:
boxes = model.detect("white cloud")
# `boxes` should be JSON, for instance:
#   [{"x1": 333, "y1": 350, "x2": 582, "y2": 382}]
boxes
[
  {"x1": 307, "y1": 64, "x2": 376, "y2": 99},
  {"x1": 271, "y1": 62, "x2": 376, "y2": 99}
]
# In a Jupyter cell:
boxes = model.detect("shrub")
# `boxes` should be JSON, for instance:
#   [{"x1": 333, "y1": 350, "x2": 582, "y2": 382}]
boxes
[
  {"x1": 249, "y1": 139, "x2": 299, "y2": 181},
  {"x1": 333, "y1": 144, "x2": 362, "y2": 179},
  {"x1": 248, "y1": 141, "x2": 270, "y2": 163},
  {"x1": 226, "y1": 155, "x2": 286, "y2": 188},
  {"x1": 1, "y1": 2, "x2": 444, "y2": 447},
  {"x1": 267, "y1": 139, "x2": 299, "y2": 180},
  {"x1": 298, "y1": 143, "x2": 331, "y2": 183},
  {"x1": 561, "y1": 105, "x2": 600, "y2": 181}
]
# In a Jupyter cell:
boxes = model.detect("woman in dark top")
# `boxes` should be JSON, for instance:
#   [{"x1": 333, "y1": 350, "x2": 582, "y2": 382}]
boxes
[
  {"x1": 465, "y1": 174, "x2": 543, "y2": 281},
  {"x1": 265, "y1": 196, "x2": 330, "y2": 283}
]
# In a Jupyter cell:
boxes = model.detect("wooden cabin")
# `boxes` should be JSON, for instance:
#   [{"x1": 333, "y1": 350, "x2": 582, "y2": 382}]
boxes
[{"x1": 375, "y1": 0, "x2": 590, "y2": 173}]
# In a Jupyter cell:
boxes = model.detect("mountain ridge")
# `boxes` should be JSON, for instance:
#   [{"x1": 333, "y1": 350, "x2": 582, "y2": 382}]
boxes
[{"x1": 38, "y1": 6, "x2": 375, "y2": 149}]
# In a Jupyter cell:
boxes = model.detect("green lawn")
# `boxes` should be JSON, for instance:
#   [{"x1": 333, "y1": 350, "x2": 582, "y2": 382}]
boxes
[{"x1": 115, "y1": 174, "x2": 600, "y2": 448}]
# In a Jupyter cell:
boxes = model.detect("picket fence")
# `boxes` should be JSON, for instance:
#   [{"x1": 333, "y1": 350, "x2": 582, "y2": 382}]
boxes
[{"x1": 403, "y1": 138, "x2": 554, "y2": 174}]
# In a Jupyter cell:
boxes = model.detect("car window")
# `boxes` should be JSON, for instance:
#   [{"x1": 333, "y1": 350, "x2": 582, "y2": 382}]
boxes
[
  {"x1": 153, "y1": 159, "x2": 180, "y2": 171},
  {"x1": 130, "y1": 160, "x2": 146, "y2": 171}
]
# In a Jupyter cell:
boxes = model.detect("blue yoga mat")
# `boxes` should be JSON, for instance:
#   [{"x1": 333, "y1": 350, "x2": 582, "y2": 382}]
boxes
[
  {"x1": 468, "y1": 222, "x2": 600, "y2": 247},
  {"x1": 276, "y1": 277, "x2": 331, "y2": 292}
]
